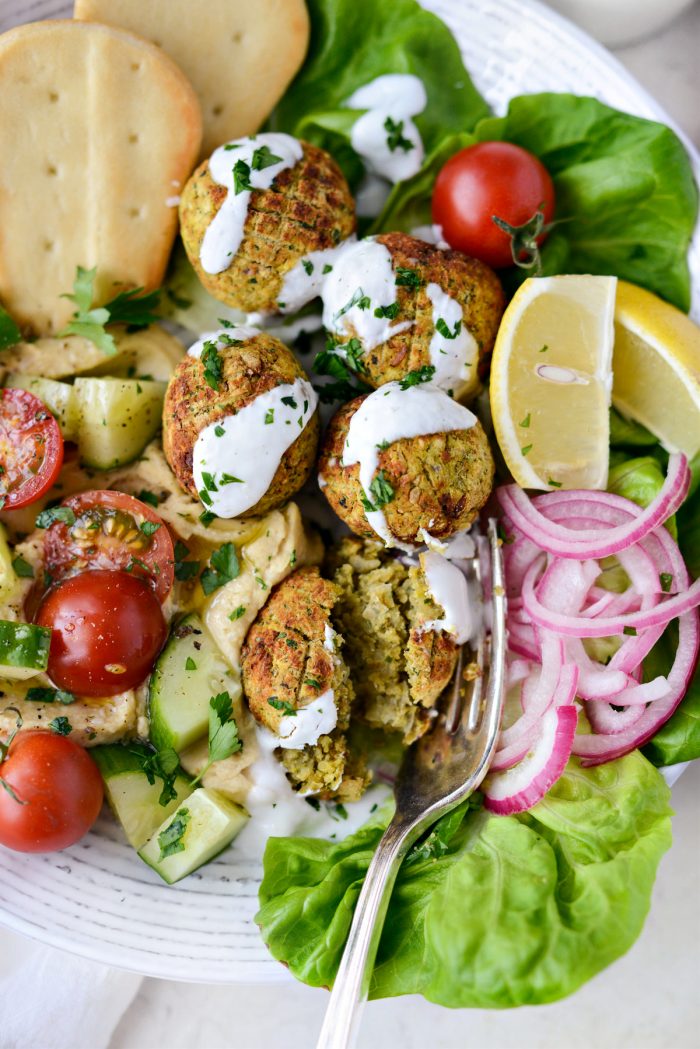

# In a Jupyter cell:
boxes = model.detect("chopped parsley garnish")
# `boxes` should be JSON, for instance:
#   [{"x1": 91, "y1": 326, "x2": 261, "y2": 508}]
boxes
[
  {"x1": 185, "y1": 656, "x2": 197, "y2": 671},
  {"x1": 138, "y1": 489, "x2": 160, "y2": 508},
  {"x1": 399, "y1": 365, "x2": 435, "y2": 390},
  {"x1": 26, "y1": 687, "x2": 76, "y2": 705},
  {"x1": 304, "y1": 677, "x2": 322, "y2": 690},
  {"x1": 376, "y1": 439, "x2": 391, "y2": 450},
  {"x1": 49, "y1": 716, "x2": 72, "y2": 736},
  {"x1": 334, "y1": 803, "x2": 349, "y2": 820},
  {"x1": 435, "y1": 317, "x2": 462, "y2": 340},
  {"x1": 158, "y1": 808, "x2": 191, "y2": 860},
  {"x1": 208, "y1": 691, "x2": 243, "y2": 762},
  {"x1": 139, "y1": 520, "x2": 161, "y2": 537},
  {"x1": 521, "y1": 444, "x2": 533, "y2": 456},
  {"x1": 134, "y1": 745, "x2": 181, "y2": 807},
  {"x1": 547, "y1": 478, "x2": 562, "y2": 488},
  {"x1": 199, "y1": 487, "x2": 213, "y2": 507},
  {"x1": 268, "y1": 697, "x2": 297, "y2": 717},
  {"x1": 395, "y1": 267, "x2": 423, "y2": 288},
  {"x1": 302, "y1": 260, "x2": 314, "y2": 276},
  {"x1": 519, "y1": 413, "x2": 531, "y2": 429},
  {"x1": 660, "y1": 572, "x2": 673, "y2": 593},
  {"x1": 384, "y1": 116, "x2": 414, "y2": 153},
  {"x1": 313, "y1": 340, "x2": 371, "y2": 403},
  {"x1": 305, "y1": 796, "x2": 321, "y2": 811},
  {"x1": 200, "y1": 340, "x2": 224, "y2": 391},
  {"x1": 362, "y1": 471, "x2": 395, "y2": 513},
  {"x1": 539, "y1": 344, "x2": 549, "y2": 353},
  {"x1": 281, "y1": 396, "x2": 298, "y2": 409},
  {"x1": 264, "y1": 408, "x2": 275, "y2": 424},
  {"x1": 335, "y1": 287, "x2": 371, "y2": 319},
  {"x1": 35, "y1": 505, "x2": 76, "y2": 529},
  {"x1": 201, "y1": 471, "x2": 218, "y2": 492},
  {"x1": 343, "y1": 338, "x2": 366, "y2": 374},
  {"x1": 289, "y1": 549, "x2": 297, "y2": 567},
  {"x1": 220, "y1": 473, "x2": 243, "y2": 485},
  {"x1": 374, "y1": 302, "x2": 400, "y2": 320},
  {"x1": 200, "y1": 542, "x2": 240, "y2": 595},
  {"x1": 173, "y1": 540, "x2": 201, "y2": 582},
  {"x1": 322, "y1": 264, "x2": 333, "y2": 275},
  {"x1": 232, "y1": 158, "x2": 252, "y2": 193},
  {"x1": 623, "y1": 626, "x2": 638, "y2": 636},
  {"x1": 251, "y1": 144, "x2": 283, "y2": 170},
  {"x1": 0, "y1": 303, "x2": 21, "y2": 350},
  {"x1": 11, "y1": 556, "x2": 34, "y2": 578},
  {"x1": 199, "y1": 510, "x2": 217, "y2": 527},
  {"x1": 214, "y1": 424, "x2": 226, "y2": 437},
  {"x1": 59, "y1": 266, "x2": 160, "y2": 355},
  {"x1": 228, "y1": 605, "x2": 246, "y2": 621}
]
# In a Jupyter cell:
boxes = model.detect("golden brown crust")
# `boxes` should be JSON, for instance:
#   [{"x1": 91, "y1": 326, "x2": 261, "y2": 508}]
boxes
[
  {"x1": 333, "y1": 233, "x2": 504, "y2": 398},
  {"x1": 162, "y1": 332, "x2": 319, "y2": 516},
  {"x1": 179, "y1": 141, "x2": 356, "y2": 312},
  {"x1": 318, "y1": 395, "x2": 495, "y2": 544}
]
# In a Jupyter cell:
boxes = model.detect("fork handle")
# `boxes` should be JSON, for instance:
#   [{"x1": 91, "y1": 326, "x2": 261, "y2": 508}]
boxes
[{"x1": 316, "y1": 817, "x2": 413, "y2": 1049}]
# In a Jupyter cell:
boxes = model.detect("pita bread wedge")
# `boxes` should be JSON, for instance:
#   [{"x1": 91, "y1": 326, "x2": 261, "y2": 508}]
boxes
[
  {"x1": 74, "y1": 0, "x2": 309, "y2": 158},
  {"x1": 0, "y1": 20, "x2": 202, "y2": 335}
]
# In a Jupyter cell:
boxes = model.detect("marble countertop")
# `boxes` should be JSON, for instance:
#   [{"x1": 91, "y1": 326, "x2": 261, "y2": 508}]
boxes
[{"x1": 1, "y1": 3, "x2": 699, "y2": 1048}]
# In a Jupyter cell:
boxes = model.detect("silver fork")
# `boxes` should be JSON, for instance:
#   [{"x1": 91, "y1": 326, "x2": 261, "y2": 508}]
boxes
[{"x1": 316, "y1": 518, "x2": 507, "y2": 1049}]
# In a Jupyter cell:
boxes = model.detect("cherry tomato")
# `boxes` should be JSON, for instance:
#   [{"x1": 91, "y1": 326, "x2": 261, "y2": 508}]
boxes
[
  {"x1": 36, "y1": 570, "x2": 167, "y2": 697},
  {"x1": 0, "y1": 388, "x2": 64, "y2": 510},
  {"x1": 0, "y1": 730, "x2": 103, "y2": 853},
  {"x1": 432, "y1": 141, "x2": 555, "y2": 269},
  {"x1": 43, "y1": 490, "x2": 174, "y2": 602}
]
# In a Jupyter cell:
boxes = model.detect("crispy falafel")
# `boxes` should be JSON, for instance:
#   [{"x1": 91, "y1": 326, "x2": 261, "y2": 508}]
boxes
[
  {"x1": 179, "y1": 135, "x2": 356, "y2": 314},
  {"x1": 163, "y1": 328, "x2": 319, "y2": 517},
  {"x1": 321, "y1": 232, "x2": 503, "y2": 401},
  {"x1": 241, "y1": 566, "x2": 366, "y2": 799},
  {"x1": 317, "y1": 388, "x2": 495, "y2": 546}
]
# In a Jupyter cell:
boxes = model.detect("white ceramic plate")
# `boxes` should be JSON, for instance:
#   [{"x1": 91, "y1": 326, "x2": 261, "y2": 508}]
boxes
[{"x1": 0, "y1": 0, "x2": 698, "y2": 982}]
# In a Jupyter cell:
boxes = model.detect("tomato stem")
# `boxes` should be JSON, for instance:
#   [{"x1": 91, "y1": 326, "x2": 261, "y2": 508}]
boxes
[{"x1": 492, "y1": 205, "x2": 551, "y2": 276}]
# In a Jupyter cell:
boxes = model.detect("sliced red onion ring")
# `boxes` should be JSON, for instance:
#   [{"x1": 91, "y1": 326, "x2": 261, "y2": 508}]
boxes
[{"x1": 498, "y1": 453, "x2": 689, "y2": 559}]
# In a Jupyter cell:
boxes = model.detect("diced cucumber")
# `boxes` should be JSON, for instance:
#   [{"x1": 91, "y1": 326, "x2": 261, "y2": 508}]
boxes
[
  {"x1": 4, "y1": 374, "x2": 80, "y2": 440},
  {"x1": 83, "y1": 326, "x2": 185, "y2": 382},
  {"x1": 149, "y1": 613, "x2": 236, "y2": 754},
  {"x1": 92, "y1": 744, "x2": 194, "y2": 849},
  {"x1": 0, "y1": 524, "x2": 16, "y2": 602},
  {"x1": 73, "y1": 376, "x2": 166, "y2": 469},
  {"x1": 0, "y1": 620, "x2": 51, "y2": 680},
  {"x1": 138, "y1": 788, "x2": 248, "y2": 884}
]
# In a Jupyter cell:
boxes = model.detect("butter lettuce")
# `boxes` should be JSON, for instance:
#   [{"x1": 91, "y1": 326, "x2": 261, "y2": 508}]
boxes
[
  {"x1": 257, "y1": 753, "x2": 671, "y2": 1007},
  {"x1": 374, "y1": 94, "x2": 698, "y2": 312},
  {"x1": 267, "y1": 0, "x2": 489, "y2": 190}
]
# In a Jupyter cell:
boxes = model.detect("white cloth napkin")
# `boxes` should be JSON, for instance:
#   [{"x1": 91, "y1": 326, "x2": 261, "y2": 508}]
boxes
[{"x1": 0, "y1": 928, "x2": 142, "y2": 1049}]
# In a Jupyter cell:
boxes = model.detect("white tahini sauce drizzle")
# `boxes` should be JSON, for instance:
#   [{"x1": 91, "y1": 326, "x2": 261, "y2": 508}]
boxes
[
  {"x1": 200, "y1": 132, "x2": 303, "y2": 275},
  {"x1": 277, "y1": 690, "x2": 338, "y2": 749},
  {"x1": 192, "y1": 373, "x2": 318, "y2": 518},
  {"x1": 425, "y1": 282, "x2": 477, "y2": 398},
  {"x1": 410, "y1": 224, "x2": 450, "y2": 249},
  {"x1": 345, "y1": 74, "x2": 426, "y2": 185},
  {"x1": 277, "y1": 236, "x2": 357, "y2": 315},
  {"x1": 419, "y1": 551, "x2": 474, "y2": 644},
  {"x1": 321, "y1": 238, "x2": 413, "y2": 351},
  {"x1": 323, "y1": 622, "x2": 339, "y2": 655},
  {"x1": 233, "y1": 724, "x2": 390, "y2": 859},
  {"x1": 340, "y1": 382, "x2": 477, "y2": 548}
]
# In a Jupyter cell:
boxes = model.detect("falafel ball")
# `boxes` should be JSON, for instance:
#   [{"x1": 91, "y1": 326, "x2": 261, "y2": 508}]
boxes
[
  {"x1": 321, "y1": 232, "x2": 504, "y2": 401},
  {"x1": 241, "y1": 566, "x2": 368, "y2": 800},
  {"x1": 327, "y1": 538, "x2": 459, "y2": 743},
  {"x1": 179, "y1": 135, "x2": 356, "y2": 314},
  {"x1": 163, "y1": 328, "x2": 320, "y2": 518},
  {"x1": 317, "y1": 388, "x2": 495, "y2": 546}
]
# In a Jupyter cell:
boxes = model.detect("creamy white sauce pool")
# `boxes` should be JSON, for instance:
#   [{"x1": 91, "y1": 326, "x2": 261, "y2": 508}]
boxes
[
  {"x1": 411, "y1": 224, "x2": 449, "y2": 249},
  {"x1": 340, "y1": 382, "x2": 477, "y2": 548},
  {"x1": 277, "y1": 690, "x2": 338, "y2": 749},
  {"x1": 234, "y1": 724, "x2": 390, "y2": 858},
  {"x1": 426, "y1": 282, "x2": 477, "y2": 398},
  {"x1": 321, "y1": 238, "x2": 413, "y2": 350},
  {"x1": 277, "y1": 236, "x2": 357, "y2": 315},
  {"x1": 345, "y1": 74, "x2": 426, "y2": 186},
  {"x1": 200, "y1": 132, "x2": 303, "y2": 275},
  {"x1": 188, "y1": 341, "x2": 318, "y2": 517}
]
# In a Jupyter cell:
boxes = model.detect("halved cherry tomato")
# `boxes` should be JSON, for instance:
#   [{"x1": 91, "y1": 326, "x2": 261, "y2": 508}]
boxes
[
  {"x1": 36, "y1": 570, "x2": 167, "y2": 697},
  {"x1": 432, "y1": 141, "x2": 555, "y2": 269},
  {"x1": 0, "y1": 730, "x2": 103, "y2": 853},
  {"x1": 0, "y1": 388, "x2": 64, "y2": 510},
  {"x1": 43, "y1": 490, "x2": 174, "y2": 602}
]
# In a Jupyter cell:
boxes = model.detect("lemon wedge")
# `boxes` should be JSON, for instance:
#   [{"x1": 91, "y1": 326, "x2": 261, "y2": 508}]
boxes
[
  {"x1": 489, "y1": 275, "x2": 616, "y2": 491},
  {"x1": 613, "y1": 281, "x2": 700, "y2": 458}
]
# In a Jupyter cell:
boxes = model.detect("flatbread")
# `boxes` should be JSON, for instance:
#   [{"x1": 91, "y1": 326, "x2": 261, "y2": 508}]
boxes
[
  {"x1": 0, "y1": 20, "x2": 202, "y2": 335},
  {"x1": 74, "y1": 0, "x2": 310, "y2": 158}
]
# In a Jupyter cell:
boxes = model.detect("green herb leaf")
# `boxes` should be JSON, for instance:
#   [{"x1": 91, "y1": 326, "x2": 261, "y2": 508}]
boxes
[
  {"x1": 200, "y1": 340, "x2": 224, "y2": 391},
  {"x1": 200, "y1": 542, "x2": 240, "y2": 595},
  {"x1": 395, "y1": 267, "x2": 423, "y2": 288},
  {"x1": 264, "y1": 408, "x2": 275, "y2": 425},
  {"x1": 398, "y1": 365, "x2": 435, "y2": 390},
  {"x1": 26, "y1": 687, "x2": 76, "y2": 705},
  {"x1": 185, "y1": 656, "x2": 197, "y2": 671},
  {"x1": 384, "y1": 116, "x2": 414, "y2": 153},
  {"x1": 137, "y1": 489, "x2": 160, "y2": 508},
  {"x1": 158, "y1": 807, "x2": 191, "y2": 860},
  {"x1": 268, "y1": 697, "x2": 297, "y2": 716},
  {"x1": 11, "y1": 556, "x2": 34, "y2": 579},
  {"x1": 228, "y1": 605, "x2": 246, "y2": 621},
  {"x1": 233, "y1": 159, "x2": 252, "y2": 193},
  {"x1": 49, "y1": 716, "x2": 72, "y2": 736},
  {"x1": 58, "y1": 266, "x2": 161, "y2": 354},
  {"x1": 0, "y1": 303, "x2": 21, "y2": 350},
  {"x1": 35, "y1": 506, "x2": 77, "y2": 529},
  {"x1": 435, "y1": 317, "x2": 462, "y2": 340},
  {"x1": 140, "y1": 520, "x2": 161, "y2": 537},
  {"x1": 374, "y1": 302, "x2": 400, "y2": 319},
  {"x1": 519, "y1": 413, "x2": 531, "y2": 429},
  {"x1": 208, "y1": 691, "x2": 243, "y2": 763},
  {"x1": 660, "y1": 572, "x2": 673, "y2": 593},
  {"x1": 220, "y1": 473, "x2": 243, "y2": 485},
  {"x1": 251, "y1": 145, "x2": 283, "y2": 171}
]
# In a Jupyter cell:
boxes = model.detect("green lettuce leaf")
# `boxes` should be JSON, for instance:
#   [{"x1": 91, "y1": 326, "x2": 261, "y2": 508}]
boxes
[
  {"x1": 257, "y1": 753, "x2": 672, "y2": 1007},
  {"x1": 267, "y1": 0, "x2": 489, "y2": 190},
  {"x1": 373, "y1": 95, "x2": 697, "y2": 311}
]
